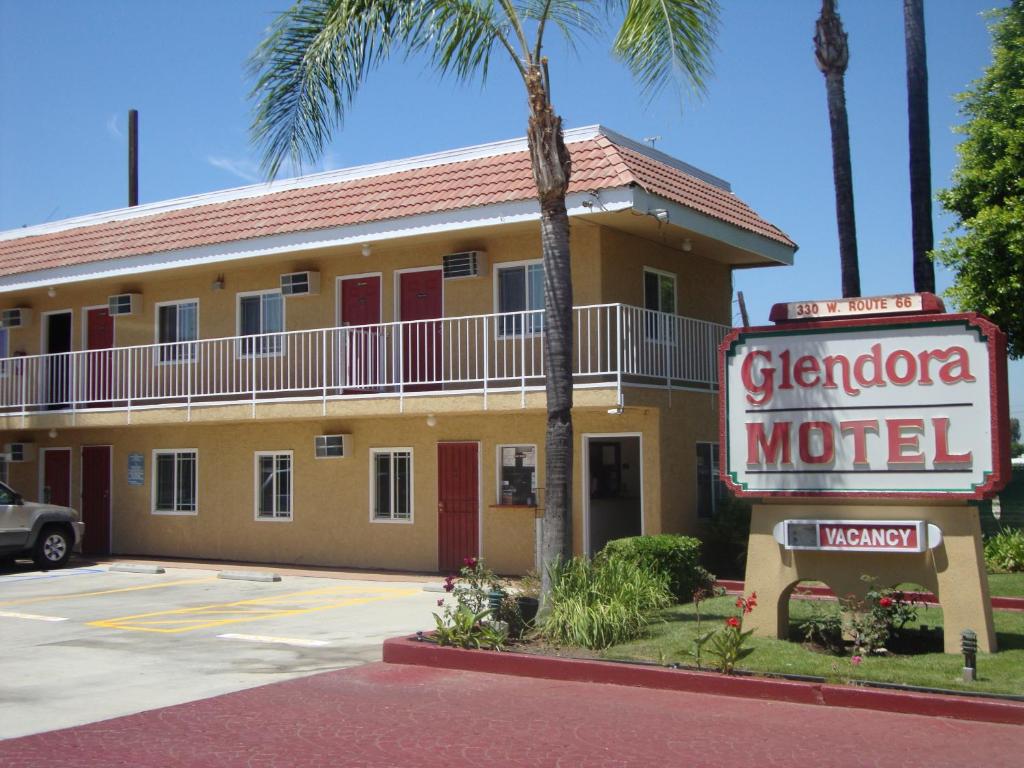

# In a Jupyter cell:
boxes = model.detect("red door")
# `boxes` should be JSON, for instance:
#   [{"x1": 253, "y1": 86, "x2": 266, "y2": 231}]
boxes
[
  {"x1": 399, "y1": 270, "x2": 442, "y2": 390},
  {"x1": 85, "y1": 307, "x2": 114, "y2": 405},
  {"x1": 41, "y1": 449, "x2": 71, "y2": 507},
  {"x1": 81, "y1": 446, "x2": 111, "y2": 556},
  {"x1": 438, "y1": 442, "x2": 479, "y2": 573},
  {"x1": 340, "y1": 275, "x2": 381, "y2": 390}
]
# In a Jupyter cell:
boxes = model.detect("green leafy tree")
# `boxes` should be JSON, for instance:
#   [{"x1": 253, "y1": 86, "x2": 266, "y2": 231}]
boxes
[
  {"x1": 937, "y1": 1, "x2": 1024, "y2": 358},
  {"x1": 248, "y1": 1, "x2": 719, "y2": 595}
]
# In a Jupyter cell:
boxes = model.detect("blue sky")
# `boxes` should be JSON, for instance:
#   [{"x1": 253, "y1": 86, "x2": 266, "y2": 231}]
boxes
[{"x1": 0, "y1": 0, "x2": 1020, "y2": 421}]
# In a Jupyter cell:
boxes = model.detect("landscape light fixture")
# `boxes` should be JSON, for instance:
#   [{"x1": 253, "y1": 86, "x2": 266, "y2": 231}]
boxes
[{"x1": 961, "y1": 629, "x2": 978, "y2": 682}]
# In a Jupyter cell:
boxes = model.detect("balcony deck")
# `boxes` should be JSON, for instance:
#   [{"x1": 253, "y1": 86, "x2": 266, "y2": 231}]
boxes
[{"x1": 0, "y1": 305, "x2": 727, "y2": 429}]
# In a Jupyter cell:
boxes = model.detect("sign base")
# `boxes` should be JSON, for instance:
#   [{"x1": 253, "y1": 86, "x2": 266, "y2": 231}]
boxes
[{"x1": 743, "y1": 503, "x2": 997, "y2": 654}]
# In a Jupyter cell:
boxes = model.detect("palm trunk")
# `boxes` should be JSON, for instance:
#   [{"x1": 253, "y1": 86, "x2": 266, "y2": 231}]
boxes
[
  {"x1": 525, "y1": 66, "x2": 573, "y2": 599},
  {"x1": 815, "y1": 0, "x2": 861, "y2": 299},
  {"x1": 824, "y1": 71, "x2": 861, "y2": 298},
  {"x1": 904, "y1": 0, "x2": 935, "y2": 293}
]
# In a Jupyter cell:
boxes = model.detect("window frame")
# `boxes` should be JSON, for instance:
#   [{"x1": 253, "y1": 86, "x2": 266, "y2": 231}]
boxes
[
  {"x1": 495, "y1": 444, "x2": 538, "y2": 506},
  {"x1": 695, "y1": 441, "x2": 724, "y2": 519},
  {"x1": 493, "y1": 259, "x2": 545, "y2": 337},
  {"x1": 369, "y1": 447, "x2": 414, "y2": 524},
  {"x1": 151, "y1": 448, "x2": 199, "y2": 516},
  {"x1": 236, "y1": 289, "x2": 286, "y2": 358},
  {"x1": 254, "y1": 450, "x2": 293, "y2": 521},
  {"x1": 643, "y1": 267, "x2": 678, "y2": 343},
  {"x1": 0, "y1": 327, "x2": 8, "y2": 378},
  {"x1": 154, "y1": 298, "x2": 200, "y2": 364}
]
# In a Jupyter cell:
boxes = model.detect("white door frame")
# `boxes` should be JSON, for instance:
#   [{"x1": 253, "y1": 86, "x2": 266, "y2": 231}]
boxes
[{"x1": 580, "y1": 432, "x2": 644, "y2": 557}]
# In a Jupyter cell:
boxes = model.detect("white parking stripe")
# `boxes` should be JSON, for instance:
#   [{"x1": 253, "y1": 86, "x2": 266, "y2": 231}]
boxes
[
  {"x1": 0, "y1": 610, "x2": 68, "y2": 622},
  {"x1": 216, "y1": 633, "x2": 331, "y2": 648}
]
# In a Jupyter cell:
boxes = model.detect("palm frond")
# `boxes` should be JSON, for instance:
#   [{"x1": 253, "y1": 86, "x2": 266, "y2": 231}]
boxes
[{"x1": 608, "y1": 0, "x2": 719, "y2": 100}]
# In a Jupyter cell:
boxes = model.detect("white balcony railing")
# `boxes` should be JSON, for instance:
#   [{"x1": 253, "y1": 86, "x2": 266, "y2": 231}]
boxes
[{"x1": 0, "y1": 304, "x2": 728, "y2": 418}]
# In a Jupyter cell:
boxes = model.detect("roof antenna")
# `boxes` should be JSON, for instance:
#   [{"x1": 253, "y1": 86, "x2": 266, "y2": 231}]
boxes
[
  {"x1": 643, "y1": 135, "x2": 661, "y2": 148},
  {"x1": 128, "y1": 109, "x2": 139, "y2": 207}
]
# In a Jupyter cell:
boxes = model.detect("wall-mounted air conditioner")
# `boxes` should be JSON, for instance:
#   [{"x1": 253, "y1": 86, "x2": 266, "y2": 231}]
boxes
[
  {"x1": 0, "y1": 308, "x2": 32, "y2": 328},
  {"x1": 442, "y1": 251, "x2": 487, "y2": 279},
  {"x1": 314, "y1": 434, "x2": 349, "y2": 459},
  {"x1": 281, "y1": 271, "x2": 321, "y2": 296},
  {"x1": 108, "y1": 293, "x2": 141, "y2": 316},
  {"x1": 4, "y1": 443, "x2": 35, "y2": 462}
]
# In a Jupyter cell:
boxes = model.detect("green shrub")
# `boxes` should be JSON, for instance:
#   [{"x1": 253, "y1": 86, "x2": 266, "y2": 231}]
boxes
[
  {"x1": 540, "y1": 555, "x2": 672, "y2": 650},
  {"x1": 599, "y1": 534, "x2": 713, "y2": 602},
  {"x1": 985, "y1": 528, "x2": 1024, "y2": 572}
]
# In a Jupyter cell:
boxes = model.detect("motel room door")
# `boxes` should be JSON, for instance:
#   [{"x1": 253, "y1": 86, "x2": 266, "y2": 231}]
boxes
[
  {"x1": 40, "y1": 448, "x2": 71, "y2": 507},
  {"x1": 399, "y1": 270, "x2": 442, "y2": 390},
  {"x1": 339, "y1": 275, "x2": 381, "y2": 390},
  {"x1": 437, "y1": 442, "x2": 479, "y2": 572},
  {"x1": 85, "y1": 306, "x2": 114, "y2": 405},
  {"x1": 81, "y1": 446, "x2": 111, "y2": 556}
]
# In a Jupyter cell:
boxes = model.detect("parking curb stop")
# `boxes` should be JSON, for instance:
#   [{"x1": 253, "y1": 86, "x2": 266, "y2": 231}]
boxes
[{"x1": 217, "y1": 570, "x2": 282, "y2": 583}]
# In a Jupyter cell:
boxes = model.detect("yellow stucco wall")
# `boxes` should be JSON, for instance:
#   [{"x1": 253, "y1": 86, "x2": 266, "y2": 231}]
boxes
[
  {"x1": 598, "y1": 226, "x2": 732, "y2": 324},
  {"x1": 0, "y1": 222, "x2": 607, "y2": 357},
  {"x1": 5, "y1": 401, "x2": 683, "y2": 574}
]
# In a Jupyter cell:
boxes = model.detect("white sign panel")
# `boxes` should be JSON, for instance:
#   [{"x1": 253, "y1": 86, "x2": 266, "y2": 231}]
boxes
[{"x1": 721, "y1": 315, "x2": 1007, "y2": 499}]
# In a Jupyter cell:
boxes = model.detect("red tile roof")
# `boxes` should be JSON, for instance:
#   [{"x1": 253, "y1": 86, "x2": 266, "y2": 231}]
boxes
[{"x1": 0, "y1": 132, "x2": 794, "y2": 279}]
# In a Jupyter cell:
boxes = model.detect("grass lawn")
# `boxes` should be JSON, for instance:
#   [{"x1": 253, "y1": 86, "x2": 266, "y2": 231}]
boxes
[
  {"x1": 988, "y1": 572, "x2": 1024, "y2": 597},
  {"x1": 602, "y1": 596, "x2": 1024, "y2": 696}
]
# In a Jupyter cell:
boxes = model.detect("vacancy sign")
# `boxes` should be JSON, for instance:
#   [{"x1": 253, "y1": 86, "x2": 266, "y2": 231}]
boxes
[
  {"x1": 720, "y1": 313, "x2": 1010, "y2": 499},
  {"x1": 773, "y1": 520, "x2": 943, "y2": 553}
]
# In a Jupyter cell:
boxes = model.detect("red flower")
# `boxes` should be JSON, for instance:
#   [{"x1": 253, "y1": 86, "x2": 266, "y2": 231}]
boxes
[
  {"x1": 463, "y1": 557, "x2": 478, "y2": 568},
  {"x1": 879, "y1": 597, "x2": 893, "y2": 608},
  {"x1": 726, "y1": 617, "x2": 740, "y2": 629},
  {"x1": 443, "y1": 575, "x2": 456, "y2": 593}
]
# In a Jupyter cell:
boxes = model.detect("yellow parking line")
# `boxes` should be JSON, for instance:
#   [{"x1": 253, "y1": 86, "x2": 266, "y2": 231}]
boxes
[
  {"x1": 0, "y1": 577, "x2": 219, "y2": 608},
  {"x1": 88, "y1": 585, "x2": 419, "y2": 634}
]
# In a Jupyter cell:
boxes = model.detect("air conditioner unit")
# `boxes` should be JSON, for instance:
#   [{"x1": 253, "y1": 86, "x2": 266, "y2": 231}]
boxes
[
  {"x1": 281, "y1": 271, "x2": 321, "y2": 297},
  {"x1": 108, "y1": 293, "x2": 141, "y2": 316},
  {"x1": 314, "y1": 434, "x2": 349, "y2": 459},
  {"x1": 0, "y1": 308, "x2": 31, "y2": 328},
  {"x1": 442, "y1": 251, "x2": 487, "y2": 279},
  {"x1": 4, "y1": 443, "x2": 35, "y2": 463}
]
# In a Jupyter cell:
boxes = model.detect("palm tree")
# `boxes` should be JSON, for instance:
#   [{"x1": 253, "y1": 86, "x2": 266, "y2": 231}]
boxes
[
  {"x1": 904, "y1": 0, "x2": 935, "y2": 293},
  {"x1": 248, "y1": 1, "x2": 719, "y2": 594},
  {"x1": 814, "y1": 0, "x2": 860, "y2": 298}
]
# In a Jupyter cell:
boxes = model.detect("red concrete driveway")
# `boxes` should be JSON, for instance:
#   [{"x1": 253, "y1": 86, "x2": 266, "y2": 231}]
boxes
[{"x1": 1, "y1": 662, "x2": 1020, "y2": 767}]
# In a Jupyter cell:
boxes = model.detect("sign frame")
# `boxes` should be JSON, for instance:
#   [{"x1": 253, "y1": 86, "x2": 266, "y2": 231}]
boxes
[
  {"x1": 771, "y1": 519, "x2": 943, "y2": 553},
  {"x1": 718, "y1": 312, "x2": 1010, "y2": 501}
]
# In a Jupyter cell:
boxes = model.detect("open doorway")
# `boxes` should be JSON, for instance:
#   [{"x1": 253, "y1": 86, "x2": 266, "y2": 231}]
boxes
[{"x1": 584, "y1": 434, "x2": 642, "y2": 556}]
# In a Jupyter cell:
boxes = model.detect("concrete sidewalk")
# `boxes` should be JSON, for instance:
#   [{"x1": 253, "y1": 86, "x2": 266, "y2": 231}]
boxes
[{"x1": 1, "y1": 662, "x2": 1020, "y2": 767}]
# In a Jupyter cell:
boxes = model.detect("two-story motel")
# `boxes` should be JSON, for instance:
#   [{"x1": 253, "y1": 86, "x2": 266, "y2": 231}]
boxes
[{"x1": 0, "y1": 126, "x2": 795, "y2": 574}]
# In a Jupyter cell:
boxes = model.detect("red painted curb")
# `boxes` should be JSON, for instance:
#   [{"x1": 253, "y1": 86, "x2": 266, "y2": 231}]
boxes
[
  {"x1": 383, "y1": 636, "x2": 1024, "y2": 726},
  {"x1": 715, "y1": 580, "x2": 1024, "y2": 612}
]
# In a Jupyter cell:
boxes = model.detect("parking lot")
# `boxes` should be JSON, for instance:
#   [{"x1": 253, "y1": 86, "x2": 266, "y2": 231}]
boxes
[{"x1": 0, "y1": 559, "x2": 441, "y2": 739}]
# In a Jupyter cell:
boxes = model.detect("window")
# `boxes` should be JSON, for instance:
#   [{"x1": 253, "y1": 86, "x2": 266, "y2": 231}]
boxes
[
  {"x1": 0, "y1": 327, "x2": 8, "y2": 376},
  {"x1": 498, "y1": 445, "x2": 537, "y2": 505},
  {"x1": 0, "y1": 460, "x2": 8, "y2": 488},
  {"x1": 238, "y1": 291, "x2": 284, "y2": 356},
  {"x1": 496, "y1": 261, "x2": 544, "y2": 335},
  {"x1": 644, "y1": 268, "x2": 677, "y2": 340},
  {"x1": 0, "y1": 480, "x2": 16, "y2": 505},
  {"x1": 255, "y1": 451, "x2": 292, "y2": 520},
  {"x1": 153, "y1": 450, "x2": 198, "y2": 514},
  {"x1": 696, "y1": 442, "x2": 724, "y2": 519},
  {"x1": 156, "y1": 300, "x2": 198, "y2": 362},
  {"x1": 371, "y1": 448, "x2": 412, "y2": 522}
]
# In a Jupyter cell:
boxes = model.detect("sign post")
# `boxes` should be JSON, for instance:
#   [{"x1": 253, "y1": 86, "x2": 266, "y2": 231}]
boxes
[{"x1": 719, "y1": 294, "x2": 1010, "y2": 653}]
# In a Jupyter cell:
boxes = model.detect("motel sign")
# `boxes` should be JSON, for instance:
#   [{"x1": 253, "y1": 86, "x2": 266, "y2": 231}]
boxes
[{"x1": 720, "y1": 312, "x2": 1010, "y2": 500}]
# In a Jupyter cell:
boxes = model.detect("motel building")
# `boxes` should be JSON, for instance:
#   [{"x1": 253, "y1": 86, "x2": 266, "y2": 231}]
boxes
[{"x1": 0, "y1": 126, "x2": 795, "y2": 575}]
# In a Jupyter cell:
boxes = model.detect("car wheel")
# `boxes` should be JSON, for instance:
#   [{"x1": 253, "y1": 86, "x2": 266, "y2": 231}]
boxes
[{"x1": 33, "y1": 526, "x2": 72, "y2": 570}]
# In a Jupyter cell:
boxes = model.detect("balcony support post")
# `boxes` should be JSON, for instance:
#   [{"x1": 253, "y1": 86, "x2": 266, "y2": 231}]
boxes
[
  {"x1": 482, "y1": 315, "x2": 489, "y2": 411},
  {"x1": 321, "y1": 330, "x2": 328, "y2": 416},
  {"x1": 615, "y1": 304, "x2": 624, "y2": 411}
]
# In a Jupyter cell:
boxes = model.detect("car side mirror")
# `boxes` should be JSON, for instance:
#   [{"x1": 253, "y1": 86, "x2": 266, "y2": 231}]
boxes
[{"x1": 12, "y1": 493, "x2": 23, "y2": 505}]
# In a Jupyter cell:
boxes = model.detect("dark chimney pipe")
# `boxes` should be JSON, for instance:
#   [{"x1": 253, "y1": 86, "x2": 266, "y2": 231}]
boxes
[{"x1": 128, "y1": 109, "x2": 139, "y2": 207}]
